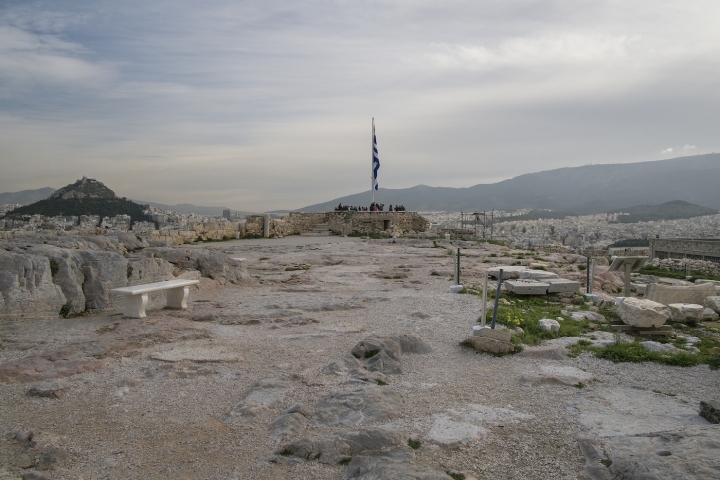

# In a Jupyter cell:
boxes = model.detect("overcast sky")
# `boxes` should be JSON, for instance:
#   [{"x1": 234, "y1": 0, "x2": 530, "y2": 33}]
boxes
[{"x1": 1, "y1": 1, "x2": 719, "y2": 211}]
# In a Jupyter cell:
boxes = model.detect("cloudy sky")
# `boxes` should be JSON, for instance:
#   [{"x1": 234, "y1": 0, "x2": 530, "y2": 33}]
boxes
[{"x1": 1, "y1": 1, "x2": 719, "y2": 211}]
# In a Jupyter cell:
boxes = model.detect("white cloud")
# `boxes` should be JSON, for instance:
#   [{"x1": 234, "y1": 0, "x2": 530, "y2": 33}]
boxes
[
  {"x1": 662, "y1": 148, "x2": 674, "y2": 154},
  {"x1": 684, "y1": 144, "x2": 698, "y2": 151}
]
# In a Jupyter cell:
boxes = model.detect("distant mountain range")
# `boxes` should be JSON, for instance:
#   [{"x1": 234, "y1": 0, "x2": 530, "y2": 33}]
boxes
[
  {"x1": 299, "y1": 153, "x2": 720, "y2": 213},
  {"x1": 3, "y1": 154, "x2": 720, "y2": 219},
  {"x1": 0, "y1": 187, "x2": 55, "y2": 205}
]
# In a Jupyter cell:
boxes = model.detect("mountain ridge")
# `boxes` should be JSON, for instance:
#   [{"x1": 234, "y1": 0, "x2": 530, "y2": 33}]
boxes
[{"x1": 298, "y1": 153, "x2": 720, "y2": 212}]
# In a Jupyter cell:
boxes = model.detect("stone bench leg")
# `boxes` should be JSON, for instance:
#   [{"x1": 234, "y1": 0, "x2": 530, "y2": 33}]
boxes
[
  {"x1": 166, "y1": 286, "x2": 190, "y2": 310},
  {"x1": 123, "y1": 294, "x2": 148, "y2": 318}
]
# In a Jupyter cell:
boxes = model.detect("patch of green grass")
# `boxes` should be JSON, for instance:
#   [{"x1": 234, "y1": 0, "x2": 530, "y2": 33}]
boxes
[
  {"x1": 639, "y1": 264, "x2": 720, "y2": 282},
  {"x1": 574, "y1": 382, "x2": 586, "y2": 389},
  {"x1": 600, "y1": 459, "x2": 612, "y2": 468},
  {"x1": 259, "y1": 257, "x2": 269, "y2": 260},
  {"x1": 407, "y1": 439, "x2": 421, "y2": 450},
  {"x1": 338, "y1": 457, "x2": 351, "y2": 465},
  {"x1": 447, "y1": 472, "x2": 465, "y2": 480},
  {"x1": 488, "y1": 253, "x2": 497, "y2": 257},
  {"x1": 578, "y1": 264, "x2": 587, "y2": 270},
  {"x1": 364, "y1": 349, "x2": 380, "y2": 358},
  {"x1": 376, "y1": 379, "x2": 388, "y2": 386},
  {"x1": 430, "y1": 271, "x2": 441, "y2": 276}
]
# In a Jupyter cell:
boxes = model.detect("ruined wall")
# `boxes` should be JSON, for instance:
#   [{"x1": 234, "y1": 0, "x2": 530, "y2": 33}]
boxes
[
  {"x1": 147, "y1": 221, "x2": 243, "y2": 244},
  {"x1": 654, "y1": 258, "x2": 720, "y2": 277},
  {"x1": 245, "y1": 212, "x2": 429, "y2": 236},
  {"x1": 650, "y1": 238, "x2": 720, "y2": 263}
]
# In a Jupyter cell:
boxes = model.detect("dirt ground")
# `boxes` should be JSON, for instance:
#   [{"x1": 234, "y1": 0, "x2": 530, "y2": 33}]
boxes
[{"x1": 1, "y1": 236, "x2": 718, "y2": 480}]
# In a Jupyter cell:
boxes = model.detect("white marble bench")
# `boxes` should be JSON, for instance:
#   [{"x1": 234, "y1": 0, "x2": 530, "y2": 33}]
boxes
[{"x1": 111, "y1": 279, "x2": 200, "y2": 318}]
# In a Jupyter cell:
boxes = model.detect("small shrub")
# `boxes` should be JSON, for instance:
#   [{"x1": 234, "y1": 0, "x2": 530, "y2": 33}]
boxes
[
  {"x1": 376, "y1": 379, "x2": 388, "y2": 386},
  {"x1": 49, "y1": 259, "x2": 59, "y2": 277},
  {"x1": 447, "y1": 472, "x2": 465, "y2": 480},
  {"x1": 59, "y1": 303, "x2": 72, "y2": 318},
  {"x1": 407, "y1": 439, "x2": 421, "y2": 450},
  {"x1": 259, "y1": 257, "x2": 269, "y2": 260},
  {"x1": 578, "y1": 265, "x2": 587, "y2": 270},
  {"x1": 364, "y1": 349, "x2": 380, "y2": 358}
]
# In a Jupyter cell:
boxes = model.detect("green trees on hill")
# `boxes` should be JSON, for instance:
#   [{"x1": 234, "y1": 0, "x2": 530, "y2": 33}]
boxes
[{"x1": 4, "y1": 197, "x2": 148, "y2": 224}]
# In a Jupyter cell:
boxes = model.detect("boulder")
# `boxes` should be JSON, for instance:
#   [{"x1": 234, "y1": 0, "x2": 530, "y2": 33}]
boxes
[
  {"x1": 270, "y1": 404, "x2": 310, "y2": 440},
  {"x1": 645, "y1": 283, "x2": 716, "y2": 306},
  {"x1": 519, "y1": 364, "x2": 593, "y2": 387},
  {"x1": 617, "y1": 298, "x2": 671, "y2": 328},
  {"x1": 461, "y1": 336, "x2": 516, "y2": 355},
  {"x1": 699, "y1": 400, "x2": 720, "y2": 424},
  {"x1": 703, "y1": 308, "x2": 719, "y2": 320},
  {"x1": 0, "y1": 251, "x2": 66, "y2": 319},
  {"x1": 704, "y1": 296, "x2": 720, "y2": 313},
  {"x1": 668, "y1": 303, "x2": 704, "y2": 323},
  {"x1": 539, "y1": 318, "x2": 560, "y2": 332},
  {"x1": 519, "y1": 270, "x2": 560, "y2": 280}
]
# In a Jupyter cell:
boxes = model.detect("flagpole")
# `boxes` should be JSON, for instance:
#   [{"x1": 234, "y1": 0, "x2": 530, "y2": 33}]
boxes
[{"x1": 371, "y1": 118, "x2": 375, "y2": 205}]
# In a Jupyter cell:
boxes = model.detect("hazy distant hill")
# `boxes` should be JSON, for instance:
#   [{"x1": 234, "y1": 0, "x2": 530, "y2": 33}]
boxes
[
  {"x1": 299, "y1": 153, "x2": 720, "y2": 212},
  {"x1": 4, "y1": 178, "x2": 147, "y2": 223},
  {"x1": 609, "y1": 200, "x2": 717, "y2": 223},
  {"x1": 0, "y1": 187, "x2": 55, "y2": 205}
]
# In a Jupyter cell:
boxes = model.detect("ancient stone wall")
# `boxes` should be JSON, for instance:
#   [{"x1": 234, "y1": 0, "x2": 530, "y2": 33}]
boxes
[
  {"x1": 654, "y1": 258, "x2": 720, "y2": 277},
  {"x1": 147, "y1": 221, "x2": 243, "y2": 244},
  {"x1": 245, "y1": 212, "x2": 429, "y2": 236},
  {"x1": 650, "y1": 238, "x2": 720, "y2": 263}
]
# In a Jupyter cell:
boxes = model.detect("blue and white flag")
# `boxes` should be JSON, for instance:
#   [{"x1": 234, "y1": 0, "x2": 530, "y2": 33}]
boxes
[{"x1": 372, "y1": 120, "x2": 380, "y2": 191}]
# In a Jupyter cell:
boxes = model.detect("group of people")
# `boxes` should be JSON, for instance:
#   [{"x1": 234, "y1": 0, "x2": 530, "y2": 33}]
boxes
[{"x1": 334, "y1": 202, "x2": 407, "y2": 212}]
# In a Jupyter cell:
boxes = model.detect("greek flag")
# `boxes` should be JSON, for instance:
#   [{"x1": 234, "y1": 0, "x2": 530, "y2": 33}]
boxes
[{"x1": 372, "y1": 119, "x2": 380, "y2": 191}]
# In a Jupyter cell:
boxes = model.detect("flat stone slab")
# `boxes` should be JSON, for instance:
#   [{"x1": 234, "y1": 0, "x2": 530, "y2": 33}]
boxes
[
  {"x1": 519, "y1": 270, "x2": 560, "y2": 280},
  {"x1": 505, "y1": 279, "x2": 549, "y2": 295},
  {"x1": 472, "y1": 326, "x2": 512, "y2": 342},
  {"x1": 425, "y1": 414, "x2": 487, "y2": 447},
  {"x1": 151, "y1": 347, "x2": 243, "y2": 363},
  {"x1": 546, "y1": 278, "x2": 581, "y2": 293},
  {"x1": 486, "y1": 266, "x2": 525, "y2": 279},
  {"x1": 520, "y1": 364, "x2": 593, "y2": 386}
]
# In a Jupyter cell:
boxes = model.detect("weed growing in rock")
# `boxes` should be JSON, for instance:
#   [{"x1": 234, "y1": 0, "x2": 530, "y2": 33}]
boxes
[{"x1": 407, "y1": 439, "x2": 421, "y2": 450}]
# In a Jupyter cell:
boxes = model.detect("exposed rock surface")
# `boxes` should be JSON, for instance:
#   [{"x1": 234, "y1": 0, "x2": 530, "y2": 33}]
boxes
[
  {"x1": 226, "y1": 377, "x2": 289, "y2": 423},
  {"x1": 0, "y1": 252, "x2": 66, "y2": 319},
  {"x1": 276, "y1": 424, "x2": 406, "y2": 463},
  {"x1": 312, "y1": 387, "x2": 401, "y2": 427},
  {"x1": 519, "y1": 364, "x2": 593, "y2": 386},
  {"x1": 143, "y1": 247, "x2": 247, "y2": 285}
]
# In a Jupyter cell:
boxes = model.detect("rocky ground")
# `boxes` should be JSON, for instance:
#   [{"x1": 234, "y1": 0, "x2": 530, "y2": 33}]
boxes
[{"x1": 0, "y1": 236, "x2": 718, "y2": 480}]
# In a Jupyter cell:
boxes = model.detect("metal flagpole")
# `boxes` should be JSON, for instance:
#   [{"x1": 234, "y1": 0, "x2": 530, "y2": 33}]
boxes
[{"x1": 371, "y1": 118, "x2": 375, "y2": 205}]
